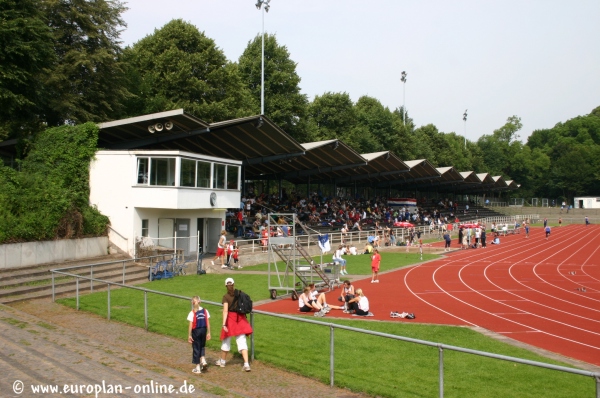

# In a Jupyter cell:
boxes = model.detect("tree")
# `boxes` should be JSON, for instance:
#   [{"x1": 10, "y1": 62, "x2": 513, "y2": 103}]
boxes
[
  {"x1": 123, "y1": 19, "x2": 254, "y2": 122},
  {"x1": 238, "y1": 33, "x2": 309, "y2": 142},
  {"x1": 477, "y1": 116, "x2": 523, "y2": 176},
  {"x1": 41, "y1": 0, "x2": 130, "y2": 126},
  {"x1": 0, "y1": 0, "x2": 54, "y2": 141},
  {"x1": 307, "y1": 92, "x2": 356, "y2": 143}
]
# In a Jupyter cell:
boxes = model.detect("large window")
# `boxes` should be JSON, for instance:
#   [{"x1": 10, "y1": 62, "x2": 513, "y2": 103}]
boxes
[
  {"x1": 180, "y1": 159, "x2": 196, "y2": 187},
  {"x1": 150, "y1": 158, "x2": 176, "y2": 186},
  {"x1": 135, "y1": 155, "x2": 237, "y2": 190},
  {"x1": 213, "y1": 163, "x2": 226, "y2": 189},
  {"x1": 141, "y1": 219, "x2": 149, "y2": 237},
  {"x1": 227, "y1": 165, "x2": 239, "y2": 190},
  {"x1": 197, "y1": 161, "x2": 211, "y2": 188}
]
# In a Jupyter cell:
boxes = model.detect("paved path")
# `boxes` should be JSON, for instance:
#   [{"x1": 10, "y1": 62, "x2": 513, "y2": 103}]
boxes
[{"x1": 4, "y1": 300, "x2": 367, "y2": 398}]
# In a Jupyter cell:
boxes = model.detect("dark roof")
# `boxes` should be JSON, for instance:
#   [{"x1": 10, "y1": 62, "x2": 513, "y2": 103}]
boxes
[
  {"x1": 98, "y1": 110, "x2": 306, "y2": 177},
  {"x1": 96, "y1": 110, "x2": 518, "y2": 194}
]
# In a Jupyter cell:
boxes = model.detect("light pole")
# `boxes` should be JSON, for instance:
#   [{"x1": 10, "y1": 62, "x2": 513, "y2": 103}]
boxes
[
  {"x1": 463, "y1": 109, "x2": 468, "y2": 148},
  {"x1": 255, "y1": 0, "x2": 270, "y2": 116},
  {"x1": 401, "y1": 71, "x2": 407, "y2": 126}
]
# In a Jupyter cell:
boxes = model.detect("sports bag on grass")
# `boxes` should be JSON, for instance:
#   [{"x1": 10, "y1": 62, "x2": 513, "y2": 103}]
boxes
[{"x1": 230, "y1": 289, "x2": 253, "y2": 314}]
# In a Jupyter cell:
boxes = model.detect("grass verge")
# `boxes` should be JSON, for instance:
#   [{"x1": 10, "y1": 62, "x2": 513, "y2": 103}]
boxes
[{"x1": 57, "y1": 252, "x2": 593, "y2": 398}]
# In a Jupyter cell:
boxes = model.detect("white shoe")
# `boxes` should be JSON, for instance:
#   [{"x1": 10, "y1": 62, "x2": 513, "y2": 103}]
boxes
[
  {"x1": 211, "y1": 261, "x2": 215, "y2": 266},
  {"x1": 371, "y1": 280, "x2": 375, "y2": 283},
  {"x1": 374, "y1": 280, "x2": 379, "y2": 283},
  {"x1": 243, "y1": 364, "x2": 251, "y2": 372},
  {"x1": 215, "y1": 359, "x2": 225, "y2": 367}
]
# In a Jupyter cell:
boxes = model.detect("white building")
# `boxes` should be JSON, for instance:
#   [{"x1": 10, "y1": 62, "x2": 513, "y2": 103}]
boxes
[
  {"x1": 574, "y1": 196, "x2": 600, "y2": 209},
  {"x1": 90, "y1": 149, "x2": 241, "y2": 257}
]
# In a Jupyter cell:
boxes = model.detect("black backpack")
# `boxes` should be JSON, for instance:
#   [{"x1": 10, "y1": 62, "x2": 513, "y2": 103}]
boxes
[{"x1": 230, "y1": 289, "x2": 253, "y2": 314}]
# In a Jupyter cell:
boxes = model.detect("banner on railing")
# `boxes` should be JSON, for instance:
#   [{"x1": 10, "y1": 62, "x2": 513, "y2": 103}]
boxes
[{"x1": 387, "y1": 198, "x2": 417, "y2": 207}]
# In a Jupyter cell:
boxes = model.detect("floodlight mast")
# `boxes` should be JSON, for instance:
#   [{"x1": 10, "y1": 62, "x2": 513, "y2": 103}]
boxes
[
  {"x1": 401, "y1": 71, "x2": 407, "y2": 127},
  {"x1": 256, "y1": 0, "x2": 271, "y2": 116},
  {"x1": 463, "y1": 109, "x2": 468, "y2": 148}
]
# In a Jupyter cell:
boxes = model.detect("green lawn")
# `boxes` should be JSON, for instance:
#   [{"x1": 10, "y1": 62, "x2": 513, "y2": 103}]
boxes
[
  {"x1": 58, "y1": 252, "x2": 594, "y2": 398},
  {"x1": 236, "y1": 251, "x2": 438, "y2": 274}
]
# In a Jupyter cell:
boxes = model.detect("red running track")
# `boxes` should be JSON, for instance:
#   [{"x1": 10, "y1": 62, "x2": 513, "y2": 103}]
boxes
[{"x1": 256, "y1": 224, "x2": 600, "y2": 366}]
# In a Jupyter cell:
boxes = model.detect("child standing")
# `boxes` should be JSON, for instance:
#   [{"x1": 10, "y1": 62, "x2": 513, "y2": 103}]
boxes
[
  {"x1": 232, "y1": 245, "x2": 241, "y2": 269},
  {"x1": 224, "y1": 240, "x2": 235, "y2": 268},
  {"x1": 187, "y1": 296, "x2": 211, "y2": 373},
  {"x1": 370, "y1": 248, "x2": 381, "y2": 283}
]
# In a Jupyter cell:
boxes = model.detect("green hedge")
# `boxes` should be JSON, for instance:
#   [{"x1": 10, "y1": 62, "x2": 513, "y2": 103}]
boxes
[{"x1": 0, "y1": 123, "x2": 109, "y2": 243}]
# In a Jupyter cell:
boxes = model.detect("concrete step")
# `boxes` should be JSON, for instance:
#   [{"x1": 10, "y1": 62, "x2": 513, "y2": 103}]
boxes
[
  {"x1": 0, "y1": 265, "x2": 149, "y2": 297},
  {"x1": 0, "y1": 253, "x2": 130, "y2": 280},
  {"x1": 1, "y1": 271, "x2": 151, "y2": 304}
]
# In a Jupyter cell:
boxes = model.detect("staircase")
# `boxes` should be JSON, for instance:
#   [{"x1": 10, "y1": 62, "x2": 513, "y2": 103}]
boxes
[{"x1": 0, "y1": 254, "x2": 149, "y2": 304}]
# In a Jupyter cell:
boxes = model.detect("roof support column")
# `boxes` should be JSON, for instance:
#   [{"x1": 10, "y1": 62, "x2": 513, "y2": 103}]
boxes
[{"x1": 278, "y1": 179, "x2": 282, "y2": 201}]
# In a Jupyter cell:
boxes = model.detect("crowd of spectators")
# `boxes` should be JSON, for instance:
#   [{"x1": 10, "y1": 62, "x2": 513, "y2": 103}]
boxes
[{"x1": 227, "y1": 189, "x2": 477, "y2": 241}]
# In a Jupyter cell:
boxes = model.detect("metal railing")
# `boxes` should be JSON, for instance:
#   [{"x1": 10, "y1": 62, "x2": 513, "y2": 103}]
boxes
[
  {"x1": 233, "y1": 214, "x2": 541, "y2": 255},
  {"x1": 49, "y1": 268, "x2": 599, "y2": 397}
]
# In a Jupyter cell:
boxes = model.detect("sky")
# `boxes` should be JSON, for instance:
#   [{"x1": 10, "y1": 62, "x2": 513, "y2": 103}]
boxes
[{"x1": 119, "y1": 0, "x2": 600, "y2": 143}]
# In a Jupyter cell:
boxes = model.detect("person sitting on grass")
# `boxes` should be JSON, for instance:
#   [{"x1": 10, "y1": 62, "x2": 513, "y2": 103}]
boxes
[
  {"x1": 363, "y1": 242, "x2": 373, "y2": 254},
  {"x1": 345, "y1": 288, "x2": 370, "y2": 316}
]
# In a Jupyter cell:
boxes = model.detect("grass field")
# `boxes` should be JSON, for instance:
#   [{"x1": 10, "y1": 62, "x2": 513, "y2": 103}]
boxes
[{"x1": 58, "y1": 252, "x2": 595, "y2": 397}]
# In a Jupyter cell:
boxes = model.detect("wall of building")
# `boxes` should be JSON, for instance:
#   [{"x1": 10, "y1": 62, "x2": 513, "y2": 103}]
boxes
[
  {"x1": 574, "y1": 197, "x2": 600, "y2": 209},
  {"x1": 90, "y1": 150, "x2": 241, "y2": 257}
]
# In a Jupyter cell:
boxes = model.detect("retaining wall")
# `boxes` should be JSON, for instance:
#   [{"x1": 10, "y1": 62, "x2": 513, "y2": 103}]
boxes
[{"x1": 0, "y1": 237, "x2": 108, "y2": 269}]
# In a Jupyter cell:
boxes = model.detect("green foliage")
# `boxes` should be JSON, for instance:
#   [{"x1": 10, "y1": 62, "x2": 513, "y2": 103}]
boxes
[
  {"x1": 40, "y1": 0, "x2": 130, "y2": 127},
  {"x1": 0, "y1": 0, "x2": 129, "y2": 145},
  {"x1": 238, "y1": 33, "x2": 310, "y2": 142},
  {"x1": 0, "y1": 123, "x2": 109, "y2": 243},
  {"x1": 307, "y1": 91, "x2": 357, "y2": 143},
  {"x1": 525, "y1": 108, "x2": 600, "y2": 199},
  {"x1": 122, "y1": 19, "x2": 254, "y2": 122},
  {"x1": 0, "y1": 0, "x2": 54, "y2": 141}
]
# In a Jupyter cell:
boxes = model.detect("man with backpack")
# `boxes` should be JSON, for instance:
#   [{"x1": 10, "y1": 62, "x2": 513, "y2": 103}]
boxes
[{"x1": 216, "y1": 277, "x2": 253, "y2": 372}]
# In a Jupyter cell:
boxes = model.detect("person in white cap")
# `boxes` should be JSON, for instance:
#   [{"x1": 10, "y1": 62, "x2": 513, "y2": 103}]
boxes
[{"x1": 215, "y1": 277, "x2": 253, "y2": 372}]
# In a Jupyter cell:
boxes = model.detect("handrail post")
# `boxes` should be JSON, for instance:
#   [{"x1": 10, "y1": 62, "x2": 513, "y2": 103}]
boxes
[
  {"x1": 107, "y1": 284, "x2": 111, "y2": 321},
  {"x1": 144, "y1": 291, "x2": 148, "y2": 331},
  {"x1": 439, "y1": 344, "x2": 444, "y2": 398},
  {"x1": 330, "y1": 325, "x2": 335, "y2": 388},
  {"x1": 250, "y1": 312, "x2": 255, "y2": 361},
  {"x1": 76, "y1": 277, "x2": 80, "y2": 310},
  {"x1": 596, "y1": 375, "x2": 599, "y2": 398},
  {"x1": 51, "y1": 272, "x2": 55, "y2": 302},
  {"x1": 122, "y1": 260, "x2": 126, "y2": 284},
  {"x1": 90, "y1": 265, "x2": 93, "y2": 293}
]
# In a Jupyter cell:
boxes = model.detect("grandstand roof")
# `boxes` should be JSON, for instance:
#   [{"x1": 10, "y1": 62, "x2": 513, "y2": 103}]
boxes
[{"x1": 97, "y1": 110, "x2": 518, "y2": 195}]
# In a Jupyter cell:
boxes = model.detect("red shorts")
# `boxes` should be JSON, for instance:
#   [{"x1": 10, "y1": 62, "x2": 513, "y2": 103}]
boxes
[{"x1": 216, "y1": 247, "x2": 225, "y2": 256}]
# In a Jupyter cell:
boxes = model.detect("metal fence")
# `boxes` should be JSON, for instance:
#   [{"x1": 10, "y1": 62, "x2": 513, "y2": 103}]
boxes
[
  {"x1": 49, "y1": 245, "x2": 599, "y2": 398},
  {"x1": 234, "y1": 214, "x2": 541, "y2": 256}
]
